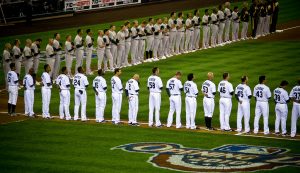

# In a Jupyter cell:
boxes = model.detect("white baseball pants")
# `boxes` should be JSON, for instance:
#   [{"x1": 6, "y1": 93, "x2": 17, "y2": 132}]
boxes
[
  {"x1": 236, "y1": 101, "x2": 250, "y2": 133},
  {"x1": 8, "y1": 86, "x2": 18, "y2": 105},
  {"x1": 125, "y1": 41, "x2": 131, "y2": 65},
  {"x1": 95, "y1": 92, "x2": 106, "y2": 122},
  {"x1": 42, "y1": 87, "x2": 51, "y2": 118},
  {"x1": 253, "y1": 101, "x2": 270, "y2": 134},
  {"x1": 224, "y1": 19, "x2": 231, "y2": 41},
  {"x1": 97, "y1": 49, "x2": 105, "y2": 70},
  {"x1": 117, "y1": 44, "x2": 125, "y2": 67},
  {"x1": 131, "y1": 39, "x2": 139, "y2": 64},
  {"x1": 24, "y1": 58, "x2": 33, "y2": 74},
  {"x1": 112, "y1": 93, "x2": 122, "y2": 124},
  {"x1": 219, "y1": 97, "x2": 232, "y2": 130},
  {"x1": 218, "y1": 22, "x2": 225, "y2": 44},
  {"x1": 65, "y1": 54, "x2": 73, "y2": 77},
  {"x1": 111, "y1": 44, "x2": 118, "y2": 67},
  {"x1": 275, "y1": 103, "x2": 288, "y2": 134},
  {"x1": 24, "y1": 89, "x2": 34, "y2": 116},
  {"x1": 53, "y1": 54, "x2": 61, "y2": 79},
  {"x1": 202, "y1": 26, "x2": 210, "y2": 48},
  {"x1": 33, "y1": 55, "x2": 40, "y2": 74},
  {"x1": 85, "y1": 49, "x2": 93, "y2": 74},
  {"x1": 232, "y1": 22, "x2": 239, "y2": 41},
  {"x1": 74, "y1": 89, "x2": 87, "y2": 121},
  {"x1": 148, "y1": 92, "x2": 162, "y2": 127},
  {"x1": 291, "y1": 103, "x2": 300, "y2": 137},
  {"x1": 203, "y1": 97, "x2": 215, "y2": 117},
  {"x1": 185, "y1": 97, "x2": 197, "y2": 129},
  {"x1": 46, "y1": 58, "x2": 55, "y2": 78},
  {"x1": 175, "y1": 31, "x2": 185, "y2": 54},
  {"x1": 59, "y1": 90, "x2": 71, "y2": 120},
  {"x1": 138, "y1": 39, "x2": 145, "y2": 61},
  {"x1": 167, "y1": 95, "x2": 182, "y2": 128},
  {"x1": 241, "y1": 22, "x2": 249, "y2": 39},
  {"x1": 128, "y1": 95, "x2": 138, "y2": 124},
  {"x1": 75, "y1": 49, "x2": 84, "y2": 73},
  {"x1": 211, "y1": 24, "x2": 218, "y2": 47},
  {"x1": 193, "y1": 28, "x2": 200, "y2": 49}
]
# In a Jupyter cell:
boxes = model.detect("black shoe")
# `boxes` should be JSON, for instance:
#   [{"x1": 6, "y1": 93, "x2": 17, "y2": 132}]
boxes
[
  {"x1": 274, "y1": 132, "x2": 280, "y2": 135},
  {"x1": 282, "y1": 133, "x2": 288, "y2": 137},
  {"x1": 156, "y1": 125, "x2": 164, "y2": 128}
]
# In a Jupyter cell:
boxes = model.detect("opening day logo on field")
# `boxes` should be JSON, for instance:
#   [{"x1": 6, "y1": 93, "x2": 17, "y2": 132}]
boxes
[{"x1": 112, "y1": 142, "x2": 300, "y2": 172}]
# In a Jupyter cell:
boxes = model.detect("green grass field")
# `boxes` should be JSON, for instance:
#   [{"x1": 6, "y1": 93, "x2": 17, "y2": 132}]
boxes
[{"x1": 0, "y1": 0, "x2": 300, "y2": 172}]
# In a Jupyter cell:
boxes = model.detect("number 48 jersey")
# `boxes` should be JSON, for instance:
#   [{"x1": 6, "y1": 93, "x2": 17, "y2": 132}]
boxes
[
  {"x1": 147, "y1": 75, "x2": 163, "y2": 93},
  {"x1": 253, "y1": 84, "x2": 271, "y2": 102}
]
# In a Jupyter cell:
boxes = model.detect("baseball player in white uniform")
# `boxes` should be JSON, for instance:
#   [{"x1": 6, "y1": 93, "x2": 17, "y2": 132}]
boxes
[
  {"x1": 53, "y1": 33, "x2": 62, "y2": 79},
  {"x1": 117, "y1": 25, "x2": 126, "y2": 68},
  {"x1": 85, "y1": 29, "x2": 94, "y2": 75},
  {"x1": 124, "y1": 21, "x2": 132, "y2": 66},
  {"x1": 192, "y1": 10, "x2": 201, "y2": 50},
  {"x1": 168, "y1": 12, "x2": 177, "y2": 55},
  {"x1": 235, "y1": 76, "x2": 252, "y2": 133},
  {"x1": 147, "y1": 67, "x2": 163, "y2": 127},
  {"x1": 31, "y1": 38, "x2": 42, "y2": 74},
  {"x1": 45, "y1": 39, "x2": 56, "y2": 78},
  {"x1": 56, "y1": 66, "x2": 71, "y2": 120},
  {"x1": 166, "y1": 72, "x2": 183, "y2": 128},
  {"x1": 109, "y1": 25, "x2": 118, "y2": 68},
  {"x1": 3, "y1": 43, "x2": 12, "y2": 89},
  {"x1": 7, "y1": 63, "x2": 19, "y2": 116},
  {"x1": 65, "y1": 35, "x2": 75, "y2": 78},
  {"x1": 103, "y1": 29, "x2": 114, "y2": 71},
  {"x1": 97, "y1": 30, "x2": 105, "y2": 70},
  {"x1": 23, "y1": 39, "x2": 33, "y2": 74},
  {"x1": 184, "y1": 73, "x2": 198, "y2": 129},
  {"x1": 73, "y1": 66, "x2": 89, "y2": 121},
  {"x1": 224, "y1": 2, "x2": 232, "y2": 43},
  {"x1": 175, "y1": 12, "x2": 185, "y2": 55},
  {"x1": 253, "y1": 75, "x2": 272, "y2": 135},
  {"x1": 125, "y1": 74, "x2": 140, "y2": 126},
  {"x1": 93, "y1": 69, "x2": 107, "y2": 123},
  {"x1": 131, "y1": 20, "x2": 140, "y2": 65},
  {"x1": 202, "y1": 9, "x2": 211, "y2": 49},
  {"x1": 111, "y1": 68, "x2": 123, "y2": 125},
  {"x1": 274, "y1": 80, "x2": 289, "y2": 136},
  {"x1": 217, "y1": 5, "x2": 226, "y2": 45},
  {"x1": 23, "y1": 68, "x2": 35, "y2": 117},
  {"x1": 231, "y1": 6, "x2": 240, "y2": 42},
  {"x1": 12, "y1": 39, "x2": 22, "y2": 76},
  {"x1": 185, "y1": 13, "x2": 194, "y2": 52},
  {"x1": 145, "y1": 18, "x2": 155, "y2": 61},
  {"x1": 290, "y1": 79, "x2": 300, "y2": 138},
  {"x1": 74, "y1": 29, "x2": 84, "y2": 74},
  {"x1": 210, "y1": 9, "x2": 219, "y2": 48},
  {"x1": 218, "y1": 72, "x2": 234, "y2": 131},
  {"x1": 41, "y1": 64, "x2": 53, "y2": 119},
  {"x1": 202, "y1": 72, "x2": 216, "y2": 130}
]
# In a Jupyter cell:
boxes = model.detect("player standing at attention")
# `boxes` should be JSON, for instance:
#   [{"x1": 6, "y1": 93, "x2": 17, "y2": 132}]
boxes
[
  {"x1": 45, "y1": 38, "x2": 56, "y2": 79},
  {"x1": 137, "y1": 21, "x2": 147, "y2": 62},
  {"x1": 290, "y1": 79, "x2": 300, "y2": 138},
  {"x1": 74, "y1": 29, "x2": 84, "y2": 73},
  {"x1": 23, "y1": 39, "x2": 33, "y2": 74},
  {"x1": 97, "y1": 30, "x2": 105, "y2": 70},
  {"x1": 240, "y1": 4, "x2": 250, "y2": 40},
  {"x1": 192, "y1": 9, "x2": 201, "y2": 50},
  {"x1": 166, "y1": 71, "x2": 183, "y2": 129},
  {"x1": 253, "y1": 75, "x2": 272, "y2": 135},
  {"x1": 125, "y1": 74, "x2": 140, "y2": 126},
  {"x1": 147, "y1": 67, "x2": 163, "y2": 127},
  {"x1": 224, "y1": 2, "x2": 232, "y2": 43},
  {"x1": 218, "y1": 72, "x2": 234, "y2": 131},
  {"x1": 109, "y1": 25, "x2": 118, "y2": 68},
  {"x1": 235, "y1": 76, "x2": 252, "y2": 133},
  {"x1": 185, "y1": 13, "x2": 194, "y2": 53},
  {"x1": 145, "y1": 18, "x2": 155, "y2": 62},
  {"x1": 23, "y1": 68, "x2": 35, "y2": 117},
  {"x1": 53, "y1": 33, "x2": 62, "y2": 79},
  {"x1": 210, "y1": 8, "x2": 219, "y2": 48},
  {"x1": 31, "y1": 38, "x2": 42, "y2": 74},
  {"x1": 168, "y1": 12, "x2": 177, "y2": 56},
  {"x1": 184, "y1": 73, "x2": 198, "y2": 129},
  {"x1": 274, "y1": 80, "x2": 289, "y2": 136},
  {"x1": 3, "y1": 43, "x2": 12, "y2": 89},
  {"x1": 85, "y1": 29, "x2": 94, "y2": 75},
  {"x1": 12, "y1": 39, "x2": 22, "y2": 76},
  {"x1": 175, "y1": 12, "x2": 185, "y2": 55},
  {"x1": 41, "y1": 64, "x2": 53, "y2": 119},
  {"x1": 202, "y1": 72, "x2": 216, "y2": 130},
  {"x1": 217, "y1": 5, "x2": 226, "y2": 46},
  {"x1": 111, "y1": 68, "x2": 123, "y2": 125},
  {"x1": 153, "y1": 18, "x2": 163, "y2": 61},
  {"x1": 7, "y1": 63, "x2": 19, "y2": 116},
  {"x1": 231, "y1": 6, "x2": 240, "y2": 42},
  {"x1": 117, "y1": 25, "x2": 126, "y2": 68},
  {"x1": 202, "y1": 9, "x2": 210, "y2": 49},
  {"x1": 103, "y1": 29, "x2": 114, "y2": 71},
  {"x1": 56, "y1": 66, "x2": 71, "y2": 120},
  {"x1": 73, "y1": 66, "x2": 89, "y2": 122},
  {"x1": 130, "y1": 20, "x2": 140, "y2": 65},
  {"x1": 124, "y1": 21, "x2": 132, "y2": 67},
  {"x1": 93, "y1": 69, "x2": 107, "y2": 123},
  {"x1": 65, "y1": 35, "x2": 75, "y2": 78}
]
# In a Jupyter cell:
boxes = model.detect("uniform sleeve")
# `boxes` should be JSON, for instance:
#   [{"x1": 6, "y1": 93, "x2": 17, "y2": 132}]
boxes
[
  {"x1": 228, "y1": 83, "x2": 234, "y2": 92},
  {"x1": 247, "y1": 87, "x2": 252, "y2": 96},
  {"x1": 284, "y1": 91, "x2": 289, "y2": 101},
  {"x1": 178, "y1": 80, "x2": 183, "y2": 89},
  {"x1": 166, "y1": 80, "x2": 170, "y2": 89},
  {"x1": 289, "y1": 89, "x2": 294, "y2": 98},
  {"x1": 158, "y1": 78, "x2": 163, "y2": 88},
  {"x1": 125, "y1": 82, "x2": 129, "y2": 90},
  {"x1": 194, "y1": 84, "x2": 198, "y2": 95},
  {"x1": 217, "y1": 83, "x2": 221, "y2": 92},
  {"x1": 135, "y1": 81, "x2": 139, "y2": 90},
  {"x1": 267, "y1": 88, "x2": 272, "y2": 98},
  {"x1": 84, "y1": 76, "x2": 89, "y2": 86},
  {"x1": 92, "y1": 79, "x2": 96, "y2": 88},
  {"x1": 117, "y1": 79, "x2": 123, "y2": 90},
  {"x1": 212, "y1": 84, "x2": 216, "y2": 93},
  {"x1": 102, "y1": 79, "x2": 107, "y2": 88}
]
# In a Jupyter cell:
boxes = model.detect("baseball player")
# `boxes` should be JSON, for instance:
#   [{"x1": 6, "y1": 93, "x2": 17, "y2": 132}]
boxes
[
  {"x1": 257, "y1": 2, "x2": 266, "y2": 37},
  {"x1": 7, "y1": 63, "x2": 19, "y2": 116},
  {"x1": 202, "y1": 72, "x2": 216, "y2": 130},
  {"x1": 210, "y1": 8, "x2": 219, "y2": 48},
  {"x1": 153, "y1": 18, "x2": 163, "y2": 61},
  {"x1": 241, "y1": 5, "x2": 250, "y2": 40},
  {"x1": 3, "y1": 43, "x2": 12, "y2": 89},
  {"x1": 41, "y1": 64, "x2": 52, "y2": 119},
  {"x1": 162, "y1": 17, "x2": 170, "y2": 58},
  {"x1": 109, "y1": 25, "x2": 118, "y2": 68},
  {"x1": 73, "y1": 66, "x2": 89, "y2": 121},
  {"x1": 125, "y1": 74, "x2": 140, "y2": 126},
  {"x1": 175, "y1": 12, "x2": 185, "y2": 55},
  {"x1": 185, "y1": 13, "x2": 194, "y2": 52},
  {"x1": 166, "y1": 71, "x2": 183, "y2": 128},
  {"x1": 45, "y1": 39, "x2": 56, "y2": 79},
  {"x1": 270, "y1": 0, "x2": 279, "y2": 33},
  {"x1": 117, "y1": 25, "x2": 126, "y2": 68},
  {"x1": 265, "y1": 1, "x2": 272, "y2": 35},
  {"x1": 111, "y1": 68, "x2": 123, "y2": 125},
  {"x1": 250, "y1": 1, "x2": 259, "y2": 38},
  {"x1": 85, "y1": 29, "x2": 94, "y2": 75},
  {"x1": 130, "y1": 20, "x2": 140, "y2": 65},
  {"x1": 290, "y1": 79, "x2": 300, "y2": 138},
  {"x1": 23, "y1": 39, "x2": 33, "y2": 74},
  {"x1": 56, "y1": 66, "x2": 71, "y2": 120},
  {"x1": 103, "y1": 29, "x2": 114, "y2": 71},
  {"x1": 184, "y1": 73, "x2": 198, "y2": 129},
  {"x1": 124, "y1": 21, "x2": 132, "y2": 66},
  {"x1": 53, "y1": 33, "x2": 62, "y2": 79},
  {"x1": 235, "y1": 76, "x2": 252, "y2": 133},
  {"x1": 274, "y1": 80, "x2": 289, "y2": 136},
  {"x1": 231, "y1": 6, "x2": 240, "y2": 42},
  {"x1": 12, "y1": 39, "x2": 22, "y2": 76},
  {"x1": 97, "y1": 30, "x2": 105, "y2": 70},
  {"x1": 192, "y1": 9, "x2": 201, "y2": 50},
  {"x1": 145, "y1": 18, "x2": 155, "y2": 61},
  {"x1": 138, "y1": 21, "x2": 147, "y2": 62},
  {"x1": 65, "y1": 35, "x2": 75, "y2": 78},
  {"x1": 31, "y1": 38, "x2": 42, "y2": 74},
  {"x1": 253, "y1": 75, "x2": 271, "y2": 135},
  {"x1": 217, "y1": 5, "x2": 226, "y2": 45},
  {"x1": 224, "y1": 2, "x2": 232, "y2": 43},
  {"x1": 74, "y1": 29, "x2": 84, "y2": 74},
  {"x1": 218, "y1": 72, "x2": 234, "y2": 131},
  {"x1": 168, "y1": 12, "x2": 177, "y2": 55},
  {"x1": 23, "y1": 68, "x2": 35, "y2": 117},
  {"x1": 202, "y1": 9, "x2": 211, "y2": 49},
  {"x1": 93, "y1": 69, "x2": 107, "y2": 123},
  {"x1": 147, "y1": 67, "x2": 163, "y2": 127}
]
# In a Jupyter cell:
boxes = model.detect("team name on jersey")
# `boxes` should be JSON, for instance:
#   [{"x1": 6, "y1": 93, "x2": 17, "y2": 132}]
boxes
[
  {"x1": 274, "y1": 89, "x2": 281, "y2": 94},
  {"x1": 237, "y1": 86, "x2": 244, "y2": 91},
  {"x1": 256, "y1": 86, "x2": 264, "y2": 91},
  {"x1": 219, "y1": 82, "x2": 225, "y2": 86},
  {"x1": 149, "y1": 78, "x2": 155, "y2": 82},
  {"x1": 203, "y1": 81, "x2": 210, "y2": 87}
]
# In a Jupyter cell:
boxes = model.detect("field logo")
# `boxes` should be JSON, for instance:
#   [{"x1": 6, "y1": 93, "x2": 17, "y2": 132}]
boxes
[{"x1": 112, "y1": 142, "x2": 300, "y2": 172}]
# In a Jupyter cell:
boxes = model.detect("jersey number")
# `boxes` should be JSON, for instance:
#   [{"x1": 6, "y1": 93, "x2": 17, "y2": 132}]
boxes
[
  {"x1": 149, "y1": 82, "x2": 155, "y2": 89},
  {"x1": 7, "y1": 76, "x2": 11, "y2": 83},
  {"x1": 203, "y1": 86, "x2": 208, "y2": 93},
  {"x1": 74, "y1": 79, "x2": 80, "y2": 86},
  {"x1": 275, "y1": 94, "x2": 281, "y2": 102},
  {"x1": 256, "y1": 91, "x2": 263, "y2": 98},
  {"x1": 294, "y1": 93, "x2": 300, "y2": 100},
  {"x1": 169, "y1": 83, "x2": 175, "y2": 90},
  {"x1": 95, "y1": 82, "x2": 98, "y2": 88},
  {"x1": 184, "y1": 87, "x2": 190, "y2": 94},
  {"x1": 220, "y1": 87, "x2": 226, "y2": 93},
  {"x1": 237, "y1": 91, "x2": 244, "y2": 97}
]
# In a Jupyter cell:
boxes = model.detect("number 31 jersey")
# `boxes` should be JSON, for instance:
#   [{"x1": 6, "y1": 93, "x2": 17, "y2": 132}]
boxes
[
  {"x1": 147, "y1": 75, "x2": 163, "y2": 93},
  {"x1": 253, "y1": 84, "x2": 271, "y2": 102}
]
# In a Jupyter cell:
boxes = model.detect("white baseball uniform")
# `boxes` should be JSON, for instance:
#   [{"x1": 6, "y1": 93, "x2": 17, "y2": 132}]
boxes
[
  {"x1": 56, "y1": 74, "x2": 71, "y2": 120},
  {"x1": 125, "y1": 78, "x2": 139, "y2": 124},
  {"x1": 12, "y1": 45, "x2": 22, "y2": 75},
  {"x1": 41, "y1": 72, "x2": 52, "y2": 118},
  {"x1": 74, "y1": 34, "x2": 84, "y2": 73},
  {"x1": 97, "y1": 35, "x2": 105, "y2": 70},
  {"x1": 235, "y1": 84, "x2": 252, "y2": 133},
  {"x1": 147, "y1": 75, "x2": 163, "y2": 127},
  {"x1": 175, "y1": 18, "x2": 185, "y2": 54},
  {"x1": 166, "y1": 77, "x2": 183, "y2": 128},
  {"x1": 224, "y1": 7, "x2": 232, "y2": 42},
  {"x1": 168, "y1": 18, "x2": 177, "y2": 54},
  {"x1": 218, "y1": 80, "x2": 234, "y2": 130},
  {"x1": 65, "y1": 41, "x2": 74, "y2": 77},
  {"x1": 45, "y1": 44, "x2": 56, "y2": 78},
  {"x1": 217, "y1": 10, "x2": 225, "y2": 44},
  {"x1": 274, "y1": 87, "x2": 289, "y2": 134},
  {"x1": 7, "y1": 70, "x2": 19, "y2": 106},
  {"x1": 124, "y1": 28, "x2": 131, "y2": 66},
  {"x1": 253, "y1": 84, "x2": 271, "y2": 134},
  {"x1": 73, "y1": 73, "x2": 89, "y2": 121},
  {"x1": 111, "y1": 75, "x2": 123, "y2": 124},
  {"x1": 85, "y1": 35, "x2": 93, "y2": 74},
  {"x1": 53, "y1": 39, "x2": 62, "y2": 79},
  {"x1": 290, "y1": 85, "x2": 300, "y2": 137},
  {"x1": 184, "y1": 80, "x2": 198, "y2": 129},
  {"x1": 93, "y1": 75, "x2": 107, "y2": 122},
  {"x1": 23, "y1": 74, "x2": 35, "y2": 116},
  {"x1": 23, "y1": 46, "x2": 33, "y2": 74},
  {"x1": 202, "y1": 80, "x2": 216, "y2": 117},
  {"x1": 202, "y1": 14, "x2": 210, "y2": 49},
  {"x1": 3, "y1": 49, "x2": 11, "y2": 88}
]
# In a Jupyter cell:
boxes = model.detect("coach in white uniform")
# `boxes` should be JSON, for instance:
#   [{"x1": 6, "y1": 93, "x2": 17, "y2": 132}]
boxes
[
  {"x1": 147, "y1": 67, "x2": 163, "y2": 127},
  {"x1": 41, "y1": 64, "x2": 52, "y2": 119},
  {"x1": 45, "y1": 39, "x2": 56, "y2": 78},
  {"x1": 73, "y1": 67, "x2": 89, "y2": 121},
  {"x1": 166, "y1": 71, "x2": 183, "y2": 128},
  {"x1": 56, "y1": 66, "x2": 71, "y2": 120},
  {"x1": 235, "y1": 76, "x2": 252, "y2": 133},
  {"x1": 218, "y1": 72, "x2": 234, "y2": 131},
  {"x1": 290, "y1": 79, "x2": 300, "y2": 137},
  {"x1": 184, "y1": 73, "x2": 198, "y2": 129},
  {"x1": 7, "y1": 63, "x2": 19, "y2": 116},
  {"x1": 97, "y1": 30, "x2": 105, "y2": 70},
  {"x1": 125, "y1": 74, "x2": 140, "y2": 126},
  {"x1": 274, "y1": 80, "x2": 289, "y2": 136},
  {"x1": 74, "y1": 29, "x2": 84, "y2": 74},
  {"x1": 53, "y1": 33, "x2": 62, "y2": 79},
  {"x1": 65, "y1": 35, "x2": 75, "y2": 78},
  {"x1": 253, "y1": 75, "x2": 271, "y2": 135},
  {"x1": 23, "y1": 68, "x2": 35, "y2": 117},
  {"x1": 93, "y1": 69, "x2": 107, "y2": 123},
  {"x1": 111, "y1": 68, "x2": 123, "y2": 125},
  {"x1": 85, "y1": 29, "x2": 94, "y2": 75},
  {"x1": 202, "y1": 72, "x2": 216, "y2": 130},
  {"x1": 12, "y1": 39, "x2": 22, "y2": 76},
  {"x1": 23, "y1": 39, "x2": 33, "y2": 74}
]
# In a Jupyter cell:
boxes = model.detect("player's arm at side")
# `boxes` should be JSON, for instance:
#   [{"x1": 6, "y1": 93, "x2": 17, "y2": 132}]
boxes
[
  {"x1": 84, "y1": 76, "x2": 89, "y2": 88},
  {"x1": 284, "y1": 91, "x2": 290, "y2": 103},
  {"x1": 179, "y1": 80, "x2": 183, "y2": 92},
  {"x1": 234, "y1": 87, "x2": 240, "y2": 102},
  {"x1": 125, "y1": 82, "x2": 129, "y2": 97},
  {"x1": 229, "y1": 83, "x2": 234, "y2": 95},
  {"x1": 92, "y1": 79, "x2": 98, "y2": 95},
  {"x1": 166, "y1": 81, "x2": 171, "y2": 97}
]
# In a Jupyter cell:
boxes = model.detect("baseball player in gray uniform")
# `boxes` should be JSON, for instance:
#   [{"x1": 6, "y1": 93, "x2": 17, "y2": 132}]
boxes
[
  {"x1": 109, "y1": 25, "x2": 118, "y2": 68},
  {"x1": 202, "y1": 72, "x2": 216, "y2": 130},
  {"x1": 23, "y1": 39, "x2": 33, "y2": 74},
  {"x1": 117, "y1": 25, "x2": 126, "y2": 68},
  {"x1": 3, "y1": 43, "x2": 12, "y2": 89},
  {"x1": 210, "y1": 8, "x2": 219, "y2": 48},
  {"x1": 240, "y1": 5, "x2": 250, "y2": 40},
  {"x1": 231, "y1": 6, "x2": 240, "y2": 42},
  {"x1": 23, "y1": 68, "x2": 35, "y2": 117},
  {"x1": 138, "y1": 21, "x2": 147, "y2": 62},
  {"x1": 125, "y1": 74, "x2": 140, "y2": 126},
  {"x1": 65, "y1": 35, "x2": 75, "y2": 78},
  {"x1": 45, "y1": 39, "x2": 56, "y2": 78},
  {"x1": 202, "y1": 9, "x2": 211, "y2": 49},
  {"x1": 103, "y1": 29, "x2": 114, "y2": 71},
  {"x1": 145, "y1": 18, "x2": 155, "y2": 62},
  {"x1": 124, "y1": 21, "x2": 132, "y2": 67},
  {"x1": 153, "y1": 18, "x2": 163, "y2": 61},
  {"x1": 7, "y1": 63, "x2": 19, "y2": 116},
  {"x1": 290, "y1": 79, "x2": 300, "y2": 138},
  {"x1": 175, "y1": 12, "x2": 185, "y2": 55},
  {"x1": 168, "y1": 12, "x2": 177, "y2": 55},
  {"x1": 111, "y1": 68, "x2": 123, "y2": 125},
  {"x1": 31, "y1": 38, "x2": 42, "y2": 74},
  {"x1": 97, "y1": 30, "x2": 105, "y2": 70},
  {"x1": 131, "y1": 20, "x2": 140, "y2": 65},
  {"x1": 217, "y1": 5, "x2": 226, "y2": 46},
  {"x1": 53, "y1": 33, "x2": 62, "y2": 79},
  {"x1": 12, "y1": 39, "x2": 22, "y2": 76},
  {"x1": 56, "y1": 66, "x2": 71, "y2": 120},
  {"x1": 162, "y1": 17, "x2": 170, "y2": 58},
  {"x1": 224, "y1": 2, "x2": 232, "y2": 43},
  {"x1": 184, "y1": 73, "x2": 198, "y2": 129},
  {"x1": 192, "y1": 10, "x2": 201, "y2": 50},
  {"x1": 74, "y1": 29, "x2": 84, "y2": 74},
  {"x1": 41, "y1": 64, "x2": 53, "y2": 119},
  {"x1": 185, "y1": 13, "x2": 194, "y2": 52},
  {"x1": 85, "y1": 29, "x2": 94, "y2": 75},
  {"x1": 93, "y1": 69, "x2": 107, "y2": 123}
]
